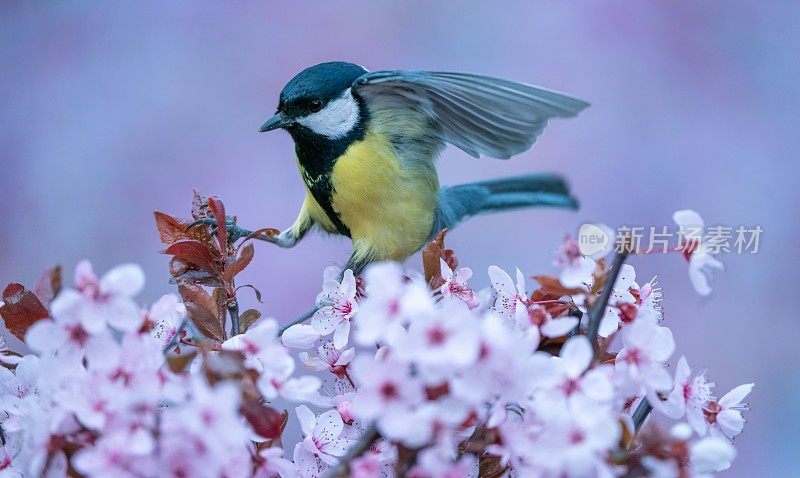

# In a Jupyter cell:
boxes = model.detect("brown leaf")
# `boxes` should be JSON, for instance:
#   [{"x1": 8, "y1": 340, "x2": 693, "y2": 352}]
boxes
[
  {"x1": 191, "y1": 189, "x2": 211, "y2": 221},
  {"x1": 0, "y1": 284, "x2": 50, "y2": 341},
  {"x1": 164, "y1": 239, "x2": 220, "y2": 275},
  {"x1": 166, "y1": 350, "x2": 198, "y2": 373},
  {"x1": 203, "y1": 349, "x2": 247, "y2": 384},
  {"x1": 239, "y1": 309, "x2": 262, "y2": 333},
  {"x1": 169, "y1": 258, "x2": 222, "y2": 288},
  {"x1": 590, "y1": 258, "x2": 608, "y2": 295},
  {"x1": 479, "y1": 454, "x2": 508, "y2": 478},
  {"x1": 422, "y1": 229, "x2": 458, "y2": 288},
  {"x1": 236, "y1": 284, "x2": 263, "y2": 303},
  {"x1": 223, "y1": 243, "x2": 254, "y2": 284},
  {"x1": 34, "y1": 265, "x2": 62, "y2": 306},
  {"x1": 532, "y1": 275, "x2": 585, "y2": 297},
  {"x1": 240, "y1": 402, "x2": 286, "y2": 440},
  {"x1": 178, "y1": 284, "x2": 224, "y2": 342},
  {"x1": 212, "y1": 287, "x2": 229, "y2": 322}
]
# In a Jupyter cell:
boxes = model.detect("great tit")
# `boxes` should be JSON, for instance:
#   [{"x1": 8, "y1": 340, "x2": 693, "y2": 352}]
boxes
[{"x1": 256, "y1": 61, "x2": 588, "y2": 277}]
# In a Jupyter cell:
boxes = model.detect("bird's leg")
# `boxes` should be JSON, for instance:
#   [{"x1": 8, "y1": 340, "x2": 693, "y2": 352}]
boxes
[
  {"x1": 187, "y1": 217, "x2": 275, "y2": 244},
  {"x1": 340, "y1": 253, "x2": 371, "y2": 281}
]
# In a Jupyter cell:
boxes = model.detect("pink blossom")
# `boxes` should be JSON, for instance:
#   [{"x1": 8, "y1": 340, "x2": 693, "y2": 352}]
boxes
[
  {"x1": 673, "y1": 210, "x2": 725, "y2": 296},
  {"x1": 296, "y1": 405, "x2": 355, "y2": 465},
  {"x1": 615, "y1": 318, "x2": 675, "y2": 395},
  {"x1": 311, "y1": 269, "x2": 358, "y2": 349},
  {"x1": 438, "y1": 259, "x2": 478, "y2": 309},
  {"x1": 487, "y1": 265, "x2": 528, "y2": 323},
  {"x1": 70, "y1": 260, "x2": 146, "y2": 333},
  {"x1": 660, "y1": 356, "x2": 714, "y2": 435},
  {"x1": 147, "y1": 294, "x2": 186, "y2": 352},
  {"x1": 707, "y1": 383, "x2": 754, "y2": 439},
  {"x1": 554, "y1": 236, "x2": 597, "y2": 289},
  {"x1": 299, "y1": 341, "x2": 355, "y2": 380}
]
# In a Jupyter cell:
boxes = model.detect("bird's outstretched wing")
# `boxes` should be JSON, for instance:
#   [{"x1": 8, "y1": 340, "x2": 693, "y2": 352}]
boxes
[{"x1": 352, "y1": 70, "x2": 589, "y2": 159}]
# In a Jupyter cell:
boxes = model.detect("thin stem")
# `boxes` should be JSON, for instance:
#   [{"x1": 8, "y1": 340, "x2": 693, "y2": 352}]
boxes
[
  {"x1": 632, "y1": 398, "x2": 653, "y2": 433},
  {"x1": 586, "y1": 250, "x2": 630, "y2": 349},
  {"x1": 278, "y1": 305, "x2": 319, "y2": 336},
  {"x1": 228, "y1": 299, "x2": 240, "y2": 336},
  {"x1": 328, "y1": 423, "x2": 378, "y2": 477},
  {"x1": 162, "y1": 317, "x2": 205, "y2": 355}
]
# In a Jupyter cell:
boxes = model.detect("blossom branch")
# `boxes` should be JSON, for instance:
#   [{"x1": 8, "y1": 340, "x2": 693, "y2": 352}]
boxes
[
  {"x1": 632, "y1": 398, "x2": 653, "y2": 433},
  {"x1": 586, "y1": 249, "x2": 630, "y2": 349},
  {"x1": 278, "y1": 305, "x2": 319, "y2": 336},
  {"x1": 327, "y1": 423, "x2": 378, "y2": 477},
  {"x1": 228, "y1": 299, "x2": 240, "y2": 336}
]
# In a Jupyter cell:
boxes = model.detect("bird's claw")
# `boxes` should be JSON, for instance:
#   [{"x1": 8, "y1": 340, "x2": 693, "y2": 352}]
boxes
[{"x1": 187, "y1": 216, "x2": 254, "y2": 243}]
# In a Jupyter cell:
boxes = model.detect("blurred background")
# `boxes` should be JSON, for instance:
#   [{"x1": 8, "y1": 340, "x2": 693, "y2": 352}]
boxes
[{"x1": 1, "y1": 1, "x2": 797, "y2": 475}]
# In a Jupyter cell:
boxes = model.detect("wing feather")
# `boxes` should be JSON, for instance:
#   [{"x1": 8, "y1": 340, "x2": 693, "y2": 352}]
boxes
[{"x1": 353, "y1": 70, "x2": 588, "y2": 159}]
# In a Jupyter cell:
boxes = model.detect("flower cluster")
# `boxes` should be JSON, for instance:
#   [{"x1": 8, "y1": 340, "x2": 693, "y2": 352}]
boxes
[{"x1": 0, "y1": 204, "x2": 751, "y2": 477}]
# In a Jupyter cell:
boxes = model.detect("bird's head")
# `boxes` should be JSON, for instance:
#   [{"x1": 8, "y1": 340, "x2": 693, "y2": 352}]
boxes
[{"x1": 260, "y1": 61, "x2": 368, "y2": 140}]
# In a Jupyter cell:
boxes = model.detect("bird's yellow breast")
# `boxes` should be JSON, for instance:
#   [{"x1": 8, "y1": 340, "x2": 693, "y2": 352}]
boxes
[{"x1": 328, "y1": 131, "x2": 439, "y2": 262}]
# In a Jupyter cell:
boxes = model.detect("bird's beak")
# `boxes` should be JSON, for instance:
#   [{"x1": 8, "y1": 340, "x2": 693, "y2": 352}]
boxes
[{"x1": 259, "y1": 112, "x2": 289, "y2": 132}]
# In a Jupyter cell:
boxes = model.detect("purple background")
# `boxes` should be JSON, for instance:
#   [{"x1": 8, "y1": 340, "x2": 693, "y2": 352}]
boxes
[{"x1": 1, "y1": 2, "x2": 797, "y2": 475}]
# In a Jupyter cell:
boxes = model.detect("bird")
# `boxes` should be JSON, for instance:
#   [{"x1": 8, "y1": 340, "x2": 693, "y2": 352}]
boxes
[{"x1": 248, "y1": 61, "x2": 588, "y2": 279}]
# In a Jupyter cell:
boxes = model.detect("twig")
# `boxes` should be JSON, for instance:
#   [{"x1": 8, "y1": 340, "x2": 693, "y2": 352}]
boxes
[
  {"x1": 162, "y1": 317, "x2": 205, "y2": 354},
  {"x1": 228, "y1": 299, "x2": 240, "y2": 336},
  {"x1": 586, "y1": 250, "x2": 630, "y2": 349},
  {"x1": 632, "y1": 398, "x2": 653, "y2": 433},
  {"x1": 278, "y1": 305, "x2": 320, "y2": 336},
  {"x1": 327, "y1": 423, "x2": 379, "y2": 477}
]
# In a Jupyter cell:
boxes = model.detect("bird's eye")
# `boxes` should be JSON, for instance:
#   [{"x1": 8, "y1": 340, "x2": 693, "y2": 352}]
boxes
[{"x1": 309, "y1": 99, "x2": 323, "y2": 113}]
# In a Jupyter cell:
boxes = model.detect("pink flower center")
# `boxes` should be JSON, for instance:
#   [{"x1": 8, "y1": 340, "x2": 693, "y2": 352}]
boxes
[
  {"x1": 426, "y1": 326, "x2": 447, "y2": 345},
  {"x1": 339, "y1": 301, "x2": 353, "y2": 316},
  {"x1": 683, "y1": 382, "x2": 693, "y2": 401},
  {"x1": 380, "y1": 381, "x2": 399, "y2": 401},
  {"x1": 561, "y1": 378, "x2": 581, "y2": 396},
  {"x1": 568, "y1": 429, "x2": 585, "y2": 444},
  {"x1": 623, "y1": 348, "x2": 644, "y2": 365},
  {"x1": 528, "y1": 308, "x2": 548, "y2": 326},
  {"x1": 67, "y1": 324, "x2": 90, "y2": 347}
]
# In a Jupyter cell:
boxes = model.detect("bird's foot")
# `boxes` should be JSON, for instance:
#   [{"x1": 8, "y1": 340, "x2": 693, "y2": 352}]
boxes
[{"x1": 187, "y1": 216, "x2": 260, "y2": 243}]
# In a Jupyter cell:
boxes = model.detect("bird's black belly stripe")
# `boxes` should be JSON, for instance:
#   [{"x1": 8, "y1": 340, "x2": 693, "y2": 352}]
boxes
[
  {"x1": 287, "y1": 114, "x2": 368, "y2": 237},
  {"x1": 302, "y1": 169, "x2": 350, "y2": 237}
]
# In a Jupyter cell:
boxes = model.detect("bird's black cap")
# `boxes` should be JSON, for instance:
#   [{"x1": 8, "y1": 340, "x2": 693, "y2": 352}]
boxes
[{"x1": 278, "y1": 61, "x2": 367, "y2": 116}]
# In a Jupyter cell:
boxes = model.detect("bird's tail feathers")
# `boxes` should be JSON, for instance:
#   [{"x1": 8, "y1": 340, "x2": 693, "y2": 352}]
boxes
[{"x1": 433, "y1": 173, "x2": 578, "y2": 234}]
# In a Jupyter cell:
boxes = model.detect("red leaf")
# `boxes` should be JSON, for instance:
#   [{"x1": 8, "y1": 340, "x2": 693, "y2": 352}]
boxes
[
  {"x1": 154, "y1": 211, "x2": 215, "y2": 247},
  {"x1": 207, "y1": 197, "x2": 227, "y2": 251},
  {"x1": 164, "y1": 240, "x2": 220, "y2": 274},
  {"x1": 223, "y1": 243, "x2": 254, "y2": 284},
  {"x1": 0, "y1": 283, "x2": 50, "y2": 340},
  {"x1": 240, "y1": 402, "x2": 286, "y2": 440},
  {"x1": 154, "y1": 212, "x2": 189, "y2": 246},
  {"x1": 34, "y1": 265, "x2": 62, "y2": 306},
  {"x1": 178, "y1": 284, "x2": 224, "y2": 342}
]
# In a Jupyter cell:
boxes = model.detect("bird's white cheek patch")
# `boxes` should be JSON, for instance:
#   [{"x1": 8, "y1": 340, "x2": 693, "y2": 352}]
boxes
[{"x1": 296, "y1": 89, "x2": 360, "y2": 139}]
